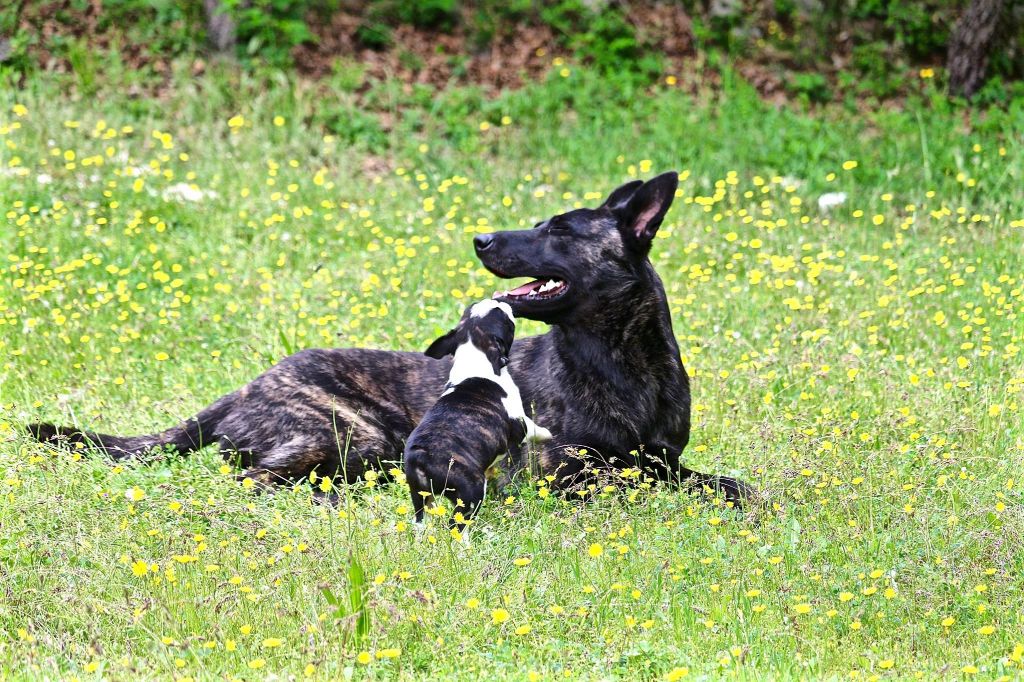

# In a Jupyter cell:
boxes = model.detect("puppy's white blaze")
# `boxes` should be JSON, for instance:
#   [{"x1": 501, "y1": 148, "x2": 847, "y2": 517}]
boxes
[
  {"x1": 447, "y1": 341, "x2": 500, "y2": 386},
  {"x1": 445, "y1": 344, "x2": 550, "y2": 444},
  {"x1": 469, "y1": 299, "x2": 515, "y2": 322}
]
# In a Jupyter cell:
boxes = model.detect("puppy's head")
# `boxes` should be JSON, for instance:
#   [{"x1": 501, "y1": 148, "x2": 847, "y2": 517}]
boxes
[{"x1": 425, "y1": 300, "x2": 516, "y2": 375}]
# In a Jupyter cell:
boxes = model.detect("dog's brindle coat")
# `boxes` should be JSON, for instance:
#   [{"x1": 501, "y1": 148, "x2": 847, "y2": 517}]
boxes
[{"x1": 28, "y1": 172, "x2": 753, "y2": 503}]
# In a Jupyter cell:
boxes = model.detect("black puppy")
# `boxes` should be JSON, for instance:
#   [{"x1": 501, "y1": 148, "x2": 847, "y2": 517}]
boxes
[{"x1": 404, "y1": 300, "x2": 551, "y2": 532}]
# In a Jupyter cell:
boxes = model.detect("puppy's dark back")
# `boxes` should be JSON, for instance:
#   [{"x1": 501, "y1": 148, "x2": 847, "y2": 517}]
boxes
[{"x1": 405, "y1": 378, "x2": 525, "y2": 472}]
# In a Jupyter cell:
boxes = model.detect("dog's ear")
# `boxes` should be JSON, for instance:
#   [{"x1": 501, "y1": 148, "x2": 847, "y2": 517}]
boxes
[
  {"x1": 424, "y1": 328, "x2": 459, "y2": 358},
  {"x1": 614, "y1": 172, "x2": 679, "y2": 245},
  {"x1": 600, "y1": 179, "x2": 644, "y2": 209}
]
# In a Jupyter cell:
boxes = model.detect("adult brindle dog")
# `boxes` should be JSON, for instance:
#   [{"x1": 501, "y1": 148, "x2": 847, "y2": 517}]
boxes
[{"x1": 28, "y1": 172, "x2": 754, "y2": 504}]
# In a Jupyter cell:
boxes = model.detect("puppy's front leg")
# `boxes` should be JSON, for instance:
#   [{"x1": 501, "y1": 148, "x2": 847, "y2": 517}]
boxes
[{"x1": 524, "y1": 417, "x2": 552, "y2": 443}]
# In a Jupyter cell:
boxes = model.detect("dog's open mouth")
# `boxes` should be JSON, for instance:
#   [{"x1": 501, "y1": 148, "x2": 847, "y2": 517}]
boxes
[{"x1": 493, "y1": 278, "x2": 569, "y2": 302}]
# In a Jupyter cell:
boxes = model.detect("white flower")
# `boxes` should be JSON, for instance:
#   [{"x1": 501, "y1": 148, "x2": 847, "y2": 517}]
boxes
[
  {"x1": 817, "y1": 192, "x2": 847, "y2": 211},
  {"x1": 163, "y1": 183, "x2": 218, "y2": 202},
  {"x1": 37, "y1": 173, "x2": 53, "y2": 185}
]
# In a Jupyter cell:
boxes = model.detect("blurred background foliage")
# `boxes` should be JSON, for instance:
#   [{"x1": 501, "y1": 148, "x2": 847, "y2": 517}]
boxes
[{"x1": 1, "y1": 1, "x2": 1022, "y2": 106}]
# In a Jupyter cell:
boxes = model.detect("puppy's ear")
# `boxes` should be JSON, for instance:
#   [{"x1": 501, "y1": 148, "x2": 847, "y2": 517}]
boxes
[
  {"x1": 600, "y1": 179, "x2": 644, "y2": 209},
  {"x1": 614, "y1": 172, "x2": 679, "y2": 246},
  {"x1": 491, "y1": 335, "x2": 511, "y2": 368},
  {"x1": 424, "y1": 328, "x2": 459, "y2": 358}
]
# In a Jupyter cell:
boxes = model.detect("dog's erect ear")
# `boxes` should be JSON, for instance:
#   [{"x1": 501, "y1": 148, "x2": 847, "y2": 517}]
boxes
[
  {"x1": 600, "y1": 179, "x2": 644, "y2": 209},
  {"x1": 424, "y1": 328, "x2": 459, "y2": 358},
  {"x1": 614, "y1": 172, "x2": 679, "y2": 244}
]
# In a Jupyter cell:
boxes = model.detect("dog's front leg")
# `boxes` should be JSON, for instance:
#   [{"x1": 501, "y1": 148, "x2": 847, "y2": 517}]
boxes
[
  {"x1": 675, "y1": 465, "x2": 757, "y2": 508},
  {"x1": 640, "y1": 440, "x2": 755, "y2": 507}
]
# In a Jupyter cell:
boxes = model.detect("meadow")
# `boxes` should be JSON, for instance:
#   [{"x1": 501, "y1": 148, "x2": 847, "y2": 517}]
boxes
[{"x1": 1, "y1": 66, "x2": 1023, "y2": 680}]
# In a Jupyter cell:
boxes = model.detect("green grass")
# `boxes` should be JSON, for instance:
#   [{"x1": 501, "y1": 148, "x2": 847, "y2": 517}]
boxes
[{"x1": 1, "y1": 64, "x2": 1023, "y2": 680}]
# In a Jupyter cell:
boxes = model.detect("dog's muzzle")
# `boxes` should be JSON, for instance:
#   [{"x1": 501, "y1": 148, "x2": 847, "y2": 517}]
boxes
[{"x1": 474, "y1": 233, "x2": 495, "y2": 253}]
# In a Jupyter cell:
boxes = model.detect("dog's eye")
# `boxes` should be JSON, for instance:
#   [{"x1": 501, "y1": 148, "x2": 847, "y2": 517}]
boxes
[{"x1": 547, "y1": 223, "x2": 570, "y2": 234}]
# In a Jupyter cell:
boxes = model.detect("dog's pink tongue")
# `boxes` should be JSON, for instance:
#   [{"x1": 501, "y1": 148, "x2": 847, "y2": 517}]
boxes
[{"x1": 507, "y1": 280, "x2": 542, "y2": 296}]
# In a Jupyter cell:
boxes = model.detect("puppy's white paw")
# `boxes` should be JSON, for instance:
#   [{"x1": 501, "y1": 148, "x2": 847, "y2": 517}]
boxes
[
  {"x1": 525, "y1": 418, "x2": 553, "y2": 442},
  {"x1": 531, "y1": 425, "x2": 553, "y2": 442}
]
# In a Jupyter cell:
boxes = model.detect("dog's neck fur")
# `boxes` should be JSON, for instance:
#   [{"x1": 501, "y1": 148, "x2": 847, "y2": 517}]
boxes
[
  {"x1": 507, "y1": 260, "x2": 688, "y2": 451},
  {"x1": 554, "y1": 264, "x2": 680, "y2": 375}
]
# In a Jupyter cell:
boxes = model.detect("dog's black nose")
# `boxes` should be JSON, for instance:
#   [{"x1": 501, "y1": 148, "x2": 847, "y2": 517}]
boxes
[{"x1": 474, "y1": 233, "x2": 495, "y2": 252}]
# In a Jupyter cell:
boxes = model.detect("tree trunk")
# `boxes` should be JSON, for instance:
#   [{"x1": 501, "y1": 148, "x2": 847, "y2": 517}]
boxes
[
  {"x1": 947, "y1": 0, "x2": 1008, "y2": 99},
  {"x1": 0, "y1": 0, "x2": 29, "y2": 63},
  {"x1": 204, "y1": 0, "x2": 236, "y2": 53}
]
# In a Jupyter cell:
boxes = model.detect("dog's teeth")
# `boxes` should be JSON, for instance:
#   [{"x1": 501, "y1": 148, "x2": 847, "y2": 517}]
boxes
[{"x1": 538, "y1": 279, "x2": 560, "y2": 293}]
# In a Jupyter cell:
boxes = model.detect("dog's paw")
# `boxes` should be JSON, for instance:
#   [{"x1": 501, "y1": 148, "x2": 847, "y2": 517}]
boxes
[{"x1": 709, "y1": 475, "x2": 759, "y2": 508}]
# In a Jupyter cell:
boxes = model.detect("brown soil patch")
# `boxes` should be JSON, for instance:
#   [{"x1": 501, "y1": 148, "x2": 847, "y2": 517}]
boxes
[{"x1": 294, "y1": 12, "x2": 569, "y2": 93}]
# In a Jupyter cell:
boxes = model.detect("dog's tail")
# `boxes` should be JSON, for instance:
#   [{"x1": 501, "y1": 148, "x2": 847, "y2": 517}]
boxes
[{"x1": 26, "y1": 394, "x2": 235, "y2": 460}]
